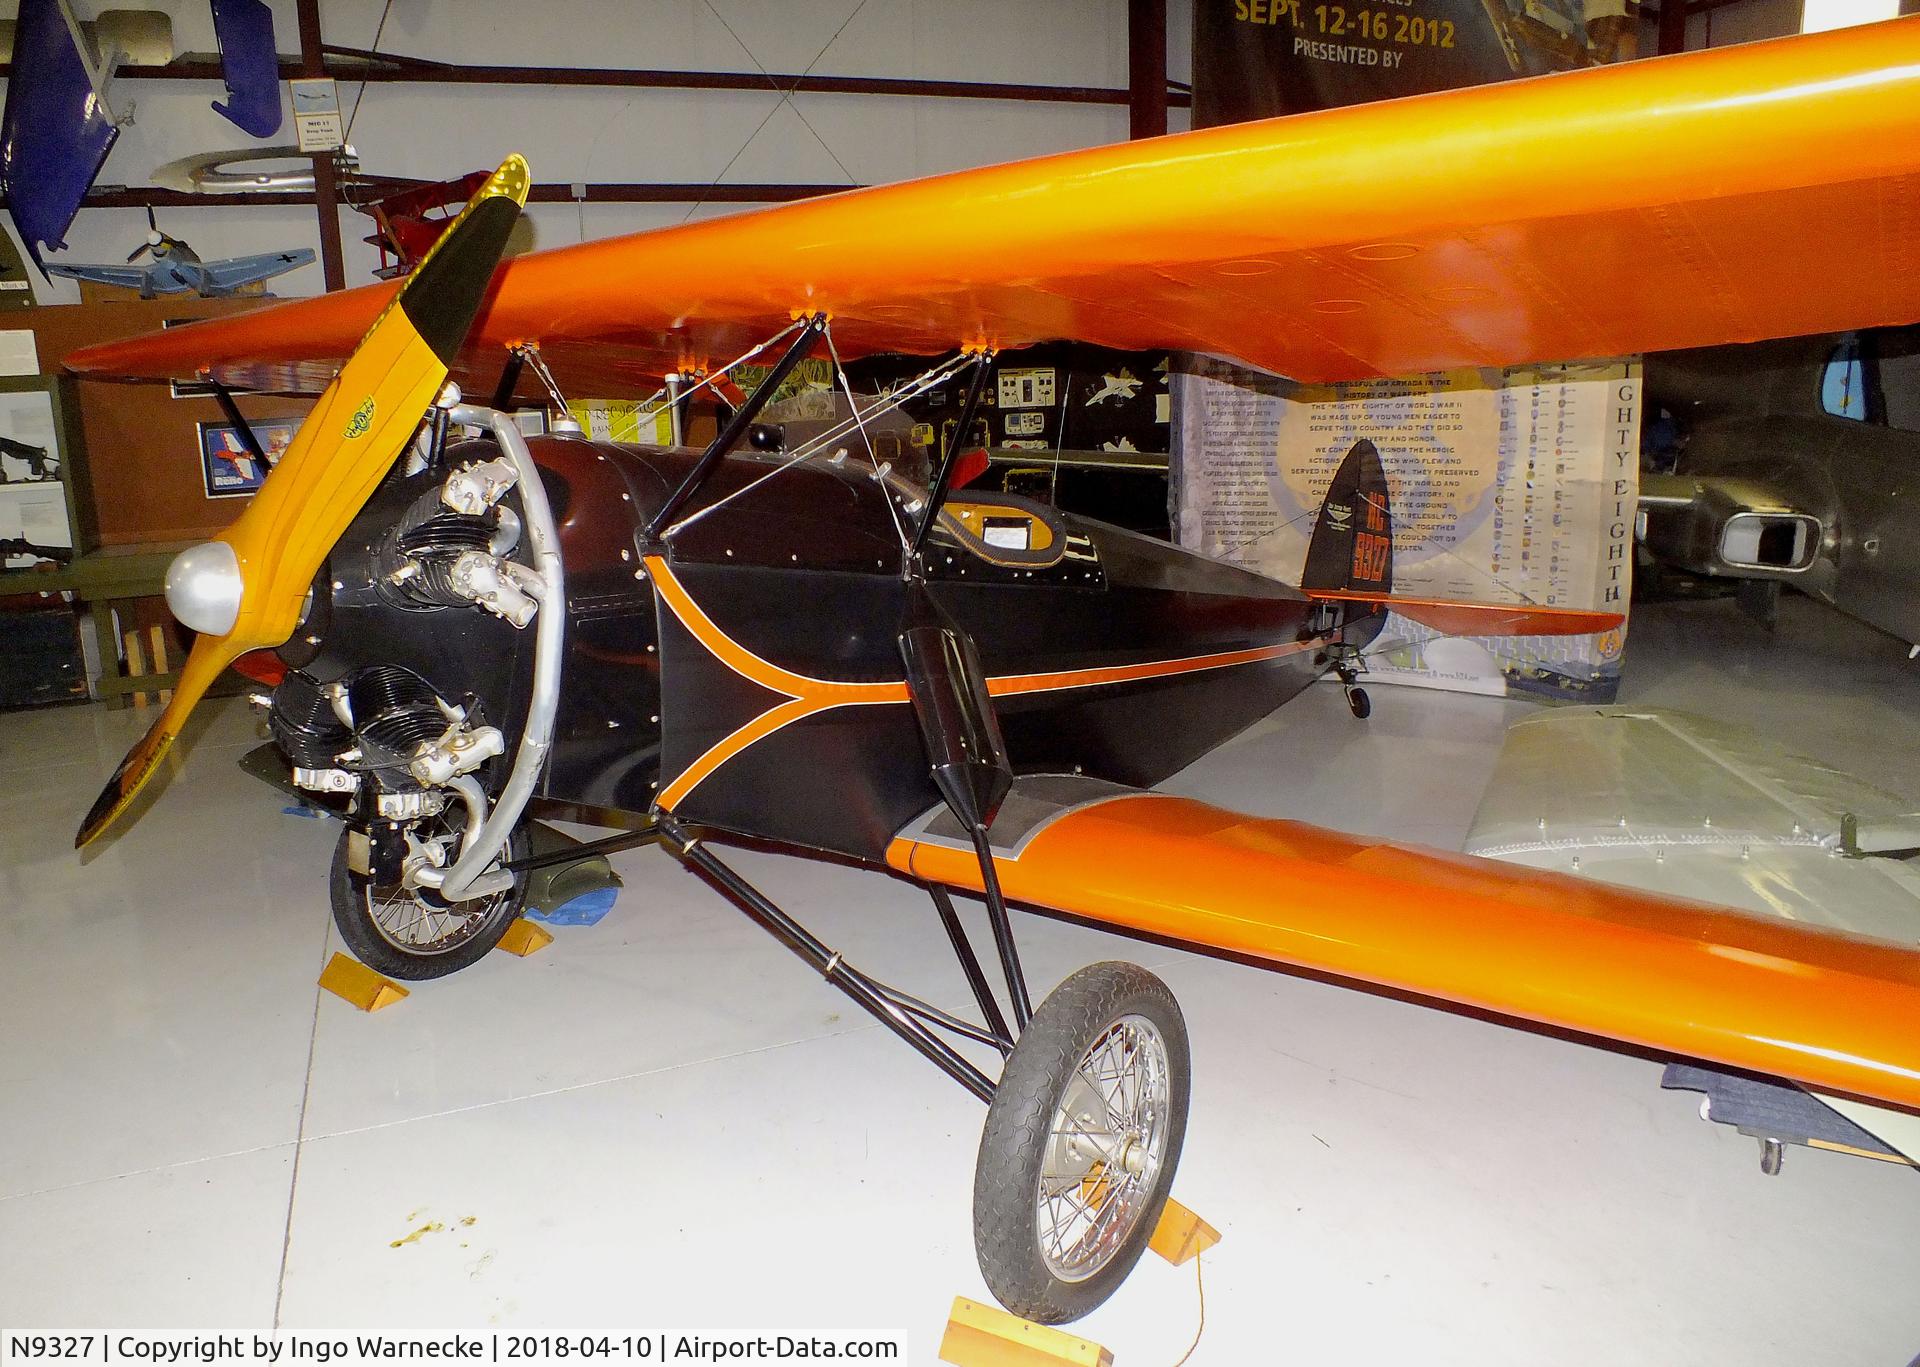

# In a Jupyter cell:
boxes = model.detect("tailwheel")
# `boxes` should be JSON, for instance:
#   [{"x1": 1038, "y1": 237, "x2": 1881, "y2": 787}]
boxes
[
  {"x1": 1331, "y1": 646, "x2": 1370, "y2": 720},
  {"x1": 329, "y1": 812, "x2": 529, "y2": 980},
  {"x1": 973, "y1": 961, "x2": 1190, "y2": 1324}
]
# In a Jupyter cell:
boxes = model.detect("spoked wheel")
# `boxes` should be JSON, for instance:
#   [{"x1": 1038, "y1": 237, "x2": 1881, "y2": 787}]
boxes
[
  {"x1": 329, "y1": 812, "x2": 529, "y2": 980},
  {"x1": 973, "y1": 961, "x2": 1190, "y2": 1324}
]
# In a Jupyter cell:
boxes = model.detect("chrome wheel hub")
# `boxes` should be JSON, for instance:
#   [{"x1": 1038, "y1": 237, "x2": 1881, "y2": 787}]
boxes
[{"x1": 1035, "y1": 1013, "x2": 1172, "y2": 1283}]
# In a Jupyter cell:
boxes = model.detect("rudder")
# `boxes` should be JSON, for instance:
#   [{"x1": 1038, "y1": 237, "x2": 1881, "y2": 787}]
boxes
[{"x1": 1301, "y1": 439, "x2": 1392, "y2": 595}]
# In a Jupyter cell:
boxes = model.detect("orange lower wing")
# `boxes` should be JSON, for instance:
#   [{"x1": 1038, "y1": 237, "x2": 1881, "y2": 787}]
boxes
[
  {"x1": 888, "y1": 790, "x2": 1920, "y2": 1111},
  {"x1": 1307, "y1": 589, "x2": 1622, "y2": 638}
]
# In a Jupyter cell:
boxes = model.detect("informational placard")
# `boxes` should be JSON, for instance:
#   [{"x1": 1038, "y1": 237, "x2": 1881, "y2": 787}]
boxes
[
  {"x1": 290, "y1": 78, "x2": 344, "y2": 152},
  {"x1": 1186, "y1": 0, "x2": 1639, "y2": 700},
  {"x1": 565, "y1": 398, "x2": 674, "y2": 445},
  {"x1": 1175, "y1": 358, "x2": 1638, "y2": 700},
  {"x1": 0, "y1": 329, "x2": 38, "y2": 375}
]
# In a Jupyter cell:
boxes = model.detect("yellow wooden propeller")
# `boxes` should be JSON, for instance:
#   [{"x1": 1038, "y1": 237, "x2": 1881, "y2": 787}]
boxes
[{"x1": 76, "y1": 155, "x2": 530, "y2": 848}]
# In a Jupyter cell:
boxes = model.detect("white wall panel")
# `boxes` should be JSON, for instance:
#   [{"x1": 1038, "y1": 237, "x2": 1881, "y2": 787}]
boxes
[{"x1": 2, "y1": 0, "x2": 1140, "y2": 300}]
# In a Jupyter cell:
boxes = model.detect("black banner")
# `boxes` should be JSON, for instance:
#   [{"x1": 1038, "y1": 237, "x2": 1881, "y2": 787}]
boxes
[{"x1": 1193, "y1": 0, "x2": 1629, "y2": 124}]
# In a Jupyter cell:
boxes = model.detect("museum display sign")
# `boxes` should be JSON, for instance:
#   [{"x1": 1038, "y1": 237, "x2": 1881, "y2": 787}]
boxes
[
  {"x1": 1175, "y1": 359, "x2": 1639, "y2": 700},
  {"x1": 1182, "y1": 0, "x2": 1640, "y2": 699}
]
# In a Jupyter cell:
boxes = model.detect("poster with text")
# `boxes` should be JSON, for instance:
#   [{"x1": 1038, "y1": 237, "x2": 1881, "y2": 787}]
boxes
[
  {"x1": 1193, "y1": 0, "x2": 1634, "y2": 125},
  {"x1": 1174, "y1": 358, "x2": 1638, "y2": 700}
]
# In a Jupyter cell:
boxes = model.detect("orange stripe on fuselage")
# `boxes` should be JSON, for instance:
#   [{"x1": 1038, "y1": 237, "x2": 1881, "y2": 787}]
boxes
[
  {"x1": 646, "y1": 555, "x2": 1316, "y2": 810},
  {"x1": 647, "y1": 556, "x2": 908, "y2": 809},
  {"x1": 985, "y1": 641, "x2": 1313, "y2": 698}
]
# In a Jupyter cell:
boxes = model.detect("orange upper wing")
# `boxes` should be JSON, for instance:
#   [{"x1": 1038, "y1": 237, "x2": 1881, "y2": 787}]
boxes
[
  {"x1": 888, "y1": 787, "x2": 1920, "y2": 1113},
  {"x1": 66, "y1": 20, "x2": 1920, "y2": 397}
]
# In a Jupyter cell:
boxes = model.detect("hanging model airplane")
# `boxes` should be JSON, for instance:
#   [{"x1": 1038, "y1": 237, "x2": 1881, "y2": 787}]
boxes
[
  {"x1": 63, "y1": 20, "x2": 1920, "y2": 1326},
  {"x1": 354, "y1": 170, "x2": 494, "y2": 279},
  {"x1": 45, "y1": 208, "x2": 314, "y2": 300}
]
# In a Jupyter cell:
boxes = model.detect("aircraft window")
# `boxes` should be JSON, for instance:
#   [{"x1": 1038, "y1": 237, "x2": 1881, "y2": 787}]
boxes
[
  {"x1": 1821, "y1": 340, "x2": 1868, "y2": 421},
  {"x1": 1878, "y1": 346, "x2": 1920, "y2": 433}
]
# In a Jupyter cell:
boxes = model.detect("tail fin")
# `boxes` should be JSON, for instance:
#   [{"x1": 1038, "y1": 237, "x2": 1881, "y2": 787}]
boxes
[
  {"x1": 1302, "y1": 439, "x2": 1393, "y2": 595},
  {"x1": 1301, "y1": 440, "x2": 1623, "y2": 638}
]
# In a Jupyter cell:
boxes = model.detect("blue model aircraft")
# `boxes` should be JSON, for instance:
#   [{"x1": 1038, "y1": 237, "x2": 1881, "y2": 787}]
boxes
[{"x1": 46, "y1": 209, "x2": 313, "y2": 299}]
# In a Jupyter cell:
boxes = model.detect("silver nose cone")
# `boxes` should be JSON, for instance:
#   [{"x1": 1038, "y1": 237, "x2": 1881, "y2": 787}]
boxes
[{"x1": 164, "y1": 541, "x2": 243, "y2": 636}]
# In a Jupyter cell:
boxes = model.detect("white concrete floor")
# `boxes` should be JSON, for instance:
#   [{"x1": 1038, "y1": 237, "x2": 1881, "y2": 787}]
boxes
[{"x1": 3, "y1": 593, "x2": 1918, "y2": 1362}]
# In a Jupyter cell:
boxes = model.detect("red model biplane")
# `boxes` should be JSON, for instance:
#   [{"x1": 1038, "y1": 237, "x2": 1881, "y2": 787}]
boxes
[
  {"x1": 69, "y1": 21, "x2": 1920, "y2": 1324},
  {"x1": 354, "y1": 170, "x2": 494, "y2": 280}
]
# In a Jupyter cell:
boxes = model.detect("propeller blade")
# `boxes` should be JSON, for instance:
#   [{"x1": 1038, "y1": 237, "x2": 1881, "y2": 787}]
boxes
[
  {"x1": 74, "y1": 635, "x2": 245, "y2": 848},
  {"x1": 75, "y1": 154, "x2": 530, "y2": 849},
  {"x1": 126, "y1": 243, "x2": 148, "y2": 263},
  {"x1": 147, "y1": 205, "x2": 157, "y2": 232}
]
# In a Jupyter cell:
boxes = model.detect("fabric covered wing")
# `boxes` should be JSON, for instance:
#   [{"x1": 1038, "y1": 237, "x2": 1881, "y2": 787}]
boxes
[
  {"x1": 65, "y1": 19, "x2": 1920, "y2": 397},
  {"x1": 0, "y1": 0, "x2": 120, "y2": 269},
  {"x1": 886, "y1": 782, "x2": 1920, "y2": 1112}
]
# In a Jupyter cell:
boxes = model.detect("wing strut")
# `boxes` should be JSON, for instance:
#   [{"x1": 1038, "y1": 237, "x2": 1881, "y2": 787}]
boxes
[
  {"x1": 645, "y1": 312, "x2": 829, "y2": 539},
  {"x1": 209, "y1": 382, "x2": 271, "y2": 467},
  {"x1": 910, "y1": 350, "x2": 995, "y2": 557},
  {"x1": 656, "y1": 814, "x2": 1002, "y2": 1101}
]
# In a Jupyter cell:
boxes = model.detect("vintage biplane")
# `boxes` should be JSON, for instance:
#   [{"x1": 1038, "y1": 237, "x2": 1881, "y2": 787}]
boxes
[
  {"x1": 354, "y1": 170, "x2": 495, "y2": 279},
  {"x1": 68, "y1": 21, "x2": 1920, "y2": 1325}
]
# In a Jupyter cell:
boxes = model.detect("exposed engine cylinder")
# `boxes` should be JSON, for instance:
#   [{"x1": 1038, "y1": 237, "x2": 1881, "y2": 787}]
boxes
[
  {"x1": 347, "y1": 664, "x2": 450, "y2": 774},
  {"x1": 376, "y1": 467, "x2": 539, "y2": 626},
  {"x1": 269, "y1": 671, "x2": 352, "y2": 771}
]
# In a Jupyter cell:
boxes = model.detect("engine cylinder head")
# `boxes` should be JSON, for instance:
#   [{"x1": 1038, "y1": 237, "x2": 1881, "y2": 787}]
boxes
[
  {"x1": 347, "y1": 665, "x2": 448, "y2": 773},
  {"x1": 269, "y1": 671, "x2": 352, "y2": 770}
]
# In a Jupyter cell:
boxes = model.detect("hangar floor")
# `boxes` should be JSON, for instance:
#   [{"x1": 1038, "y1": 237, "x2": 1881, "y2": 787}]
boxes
[{"x1": 3, "y1": 593, "x2": 1917, "y2": 1363}]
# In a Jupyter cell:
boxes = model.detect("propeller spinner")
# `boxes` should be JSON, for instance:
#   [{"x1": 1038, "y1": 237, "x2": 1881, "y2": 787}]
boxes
[
  {"x1": 76, "y1": 154, "x2": 531, "y2": 848},
  {"x1": 127, "y1": 207, "x2": 171, "y2": 262}
]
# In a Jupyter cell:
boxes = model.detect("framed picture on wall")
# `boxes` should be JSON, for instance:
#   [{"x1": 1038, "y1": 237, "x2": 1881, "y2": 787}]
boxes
[
  {"x1": 0, "y1": 383, "x2": 73, "y2": 570},
  {"x1": 198, "y1": 419, "x2": 297, "y2": 499}
]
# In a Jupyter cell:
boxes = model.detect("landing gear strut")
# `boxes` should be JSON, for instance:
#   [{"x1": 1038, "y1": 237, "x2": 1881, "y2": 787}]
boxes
[{"x1": 1331, "y1": 644, "x2": 1371, "y2": 719}]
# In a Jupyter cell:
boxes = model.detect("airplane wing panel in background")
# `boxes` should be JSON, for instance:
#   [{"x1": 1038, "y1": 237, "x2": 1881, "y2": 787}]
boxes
[
  {"x1": 886, "y1": 779, "x2": 1920, "y2": 1114},
  {"x1": 61, "y1": 18, "x2": 1920, "y2": 397},
  {"x1": 1465, "y1": 705, "x2": 1920, "y2": 1157}
]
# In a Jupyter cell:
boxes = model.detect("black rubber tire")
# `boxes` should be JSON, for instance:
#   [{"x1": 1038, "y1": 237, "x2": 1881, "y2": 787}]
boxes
[
  {"x1": 973, "y1": 961, "x2": 1190, "y2": 1325},
  {"x1": 329, "y1": 820, "x2": 529, "y2": 981},
  {"x1": 1347, "y1": 686, "x2": 1372, "y2": 719}
]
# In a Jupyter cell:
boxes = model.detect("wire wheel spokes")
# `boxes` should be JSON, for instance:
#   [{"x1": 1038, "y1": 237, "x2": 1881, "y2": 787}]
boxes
[
  {"x1": 362, "y1": 814, "x2": 503, "y2": 955},
  {"x1": 1035, "y1": 1013, "x2": 1172, "y2": 1283},
  {"x1": 366, "y1": 878, "x2": 494, "y2": 953}
]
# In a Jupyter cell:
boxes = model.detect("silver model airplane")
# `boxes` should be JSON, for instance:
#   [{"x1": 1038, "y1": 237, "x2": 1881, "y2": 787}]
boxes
[
  {"x1": 45, "y1": 207, "x2": 313, "y2": 299},
  {"x1": 1637, "y1": 324, "x2": 1920, "y2": 648}
]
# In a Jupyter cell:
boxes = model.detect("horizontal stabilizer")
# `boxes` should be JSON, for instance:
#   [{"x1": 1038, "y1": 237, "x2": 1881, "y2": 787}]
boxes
[
  {"x1": 888, "y1": 777, "x2": 1920, "y2": 1112},
  {"x1": 1305, "y1": 589, "x2": 1621, "y2": 638}
]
